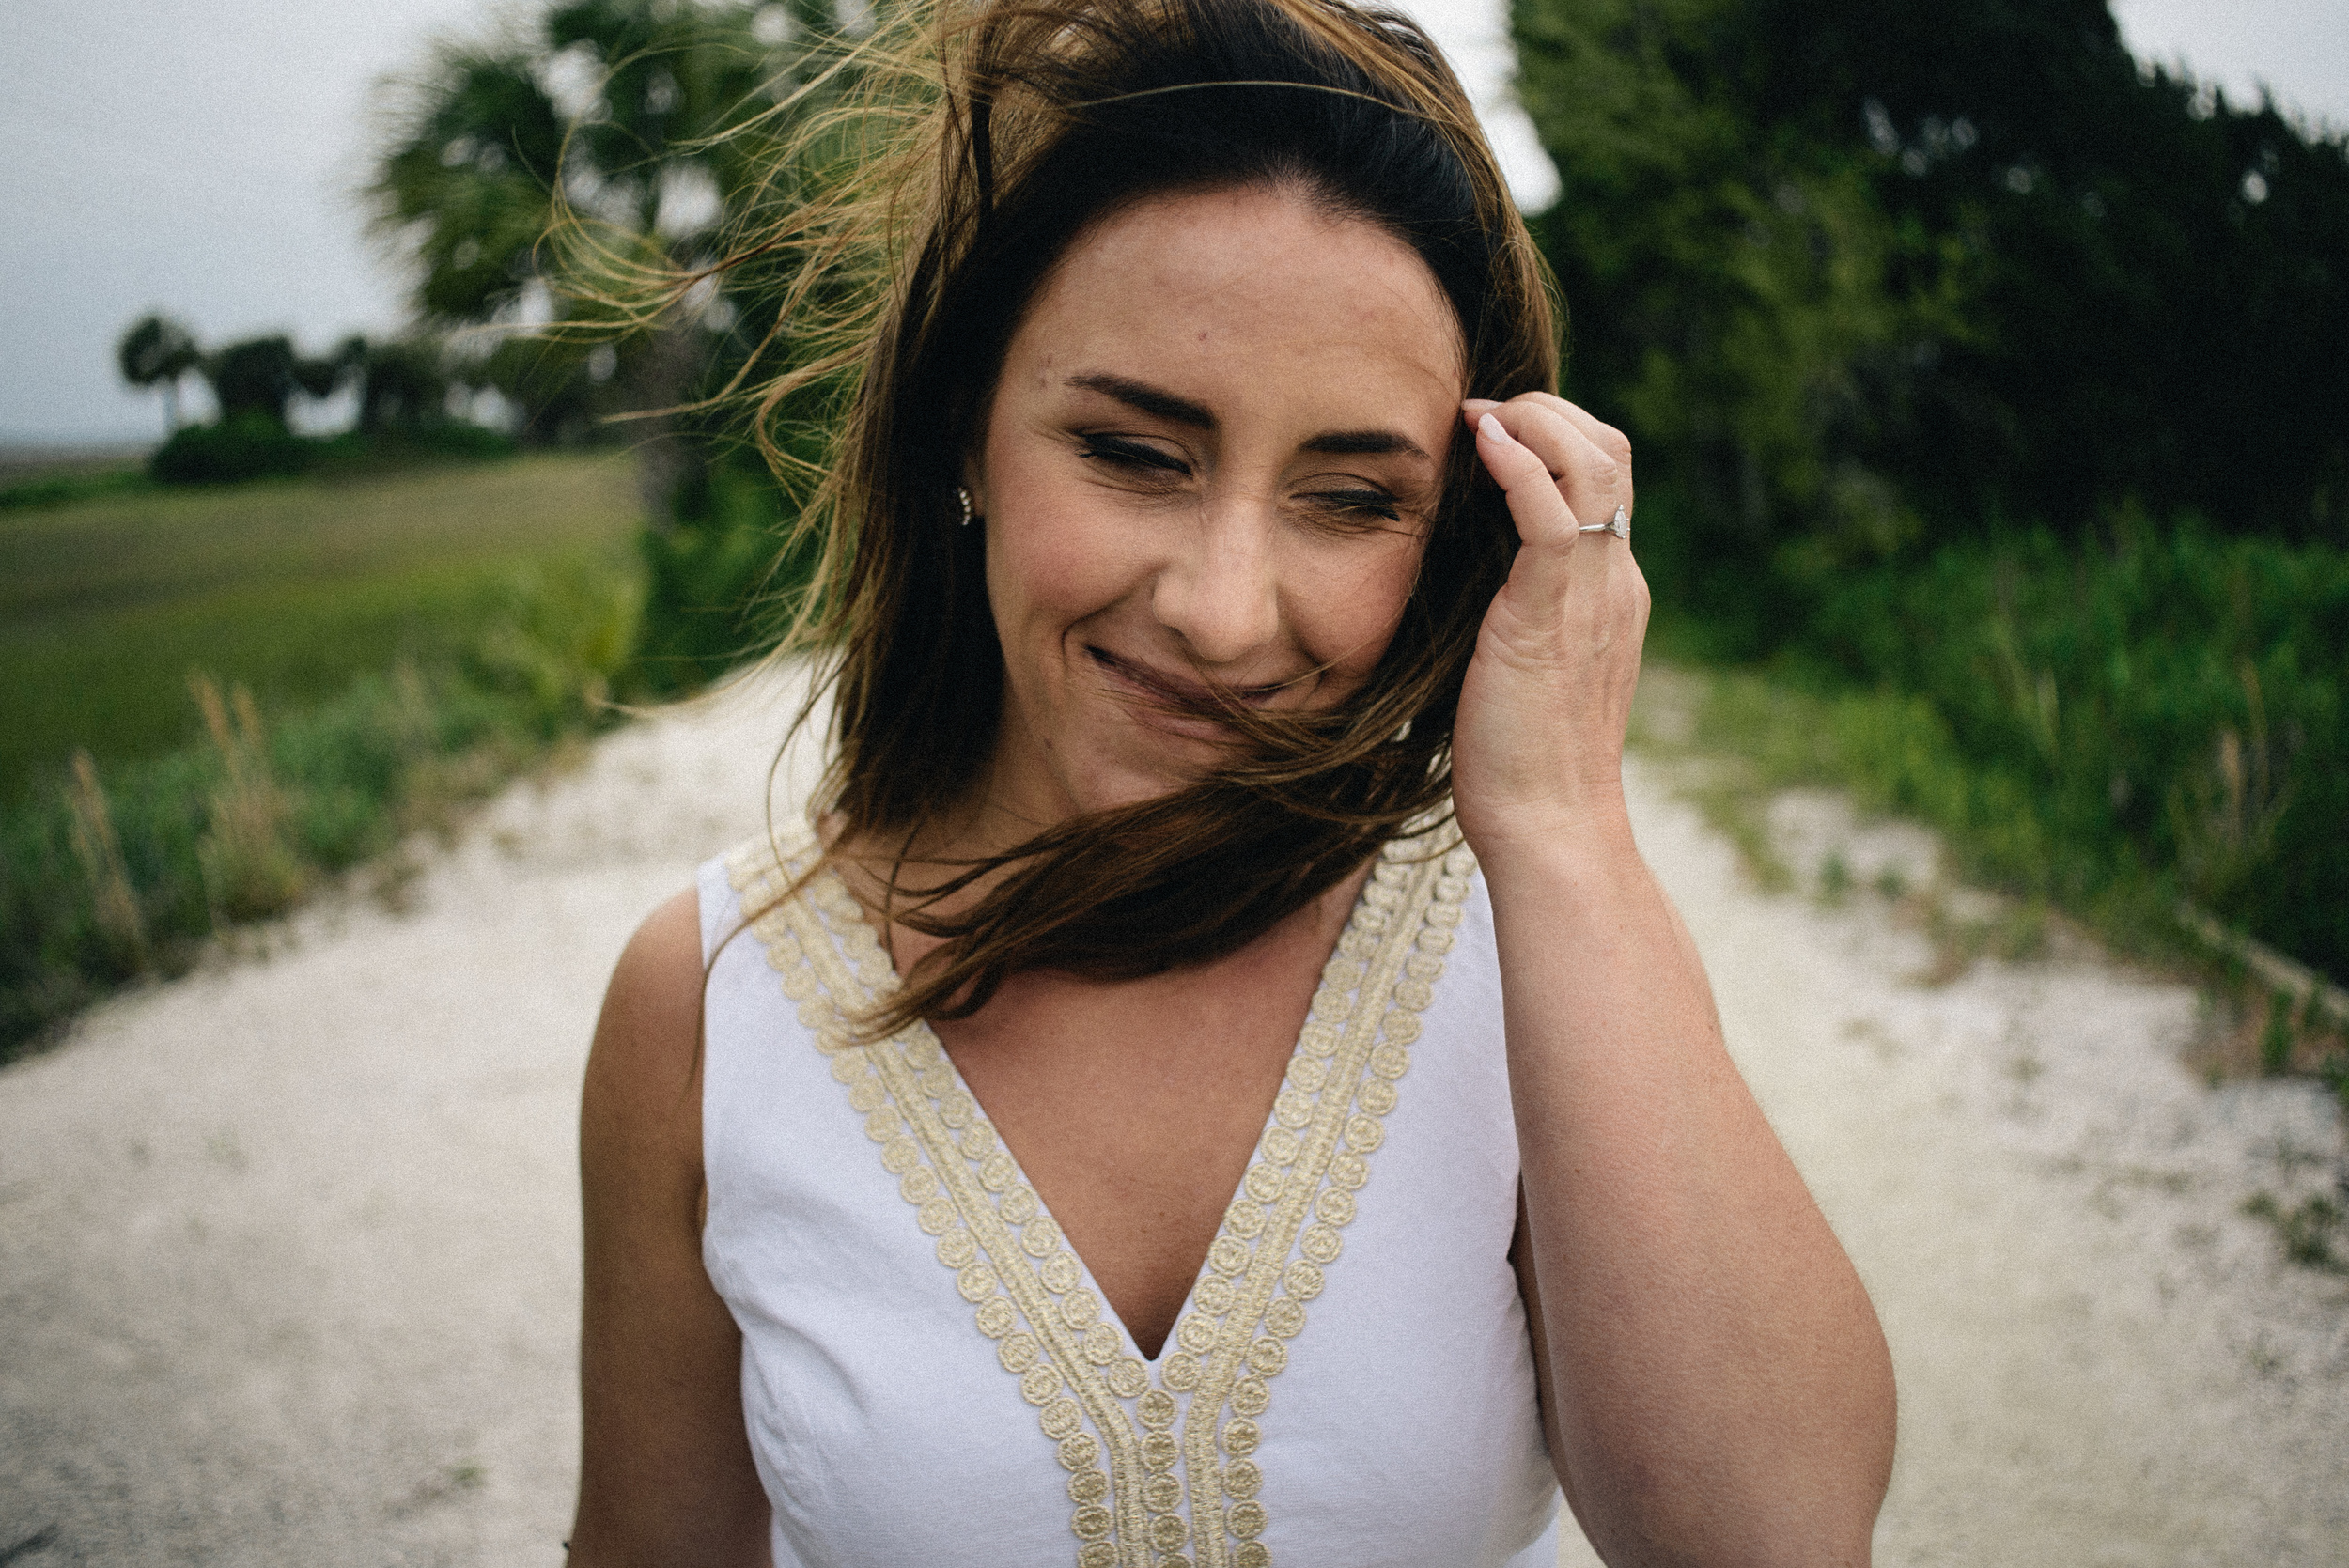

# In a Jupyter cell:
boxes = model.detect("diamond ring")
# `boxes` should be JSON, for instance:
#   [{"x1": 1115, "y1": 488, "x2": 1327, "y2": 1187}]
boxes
[{"x1": 1578, "y1": 505, "x2": 1629, "y2": 541}]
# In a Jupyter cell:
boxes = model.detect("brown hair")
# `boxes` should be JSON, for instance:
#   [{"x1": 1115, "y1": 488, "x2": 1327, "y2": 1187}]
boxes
[{"x1": 709, "y1": 0, "x2": 1558, "y2": 1033}]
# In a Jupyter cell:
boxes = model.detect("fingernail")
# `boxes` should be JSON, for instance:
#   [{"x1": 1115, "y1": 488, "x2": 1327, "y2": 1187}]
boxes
[
  {"x1": 1461, "y1": 397, "x2": 1500, "y2": 412},
  {"x1": 1477, "y1": 412, "x2": 1508, "y2": 442}
]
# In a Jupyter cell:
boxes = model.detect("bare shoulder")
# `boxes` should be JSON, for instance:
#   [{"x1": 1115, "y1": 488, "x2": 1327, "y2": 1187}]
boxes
[
  {"x1": 573, "y1": 886, "x2": 772, "y2": 1562},
  {"x1": 583, "y1": 889, "x2": 707, "y2": 1184},
  {"x1": 601, "y1": 888, "x2": 705, "y2": 1056}
]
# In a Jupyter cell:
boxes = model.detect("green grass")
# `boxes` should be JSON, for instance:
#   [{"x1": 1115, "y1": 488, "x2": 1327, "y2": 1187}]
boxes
[
  {"x1": 1789, "y1": 522, "x2": 2349, "y2": 985},
  {"x1": 1, "y1": 452, "x2": 651, "y2": 1060},
  {"x1": 1, "y1": 454, "x2": 643, "y2": 804}
]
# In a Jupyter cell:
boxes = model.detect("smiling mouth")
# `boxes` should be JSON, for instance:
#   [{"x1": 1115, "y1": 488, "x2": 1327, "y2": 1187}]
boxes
[{"x1": 1086, "y1": 645, "x2": 1296, "y2": 719}]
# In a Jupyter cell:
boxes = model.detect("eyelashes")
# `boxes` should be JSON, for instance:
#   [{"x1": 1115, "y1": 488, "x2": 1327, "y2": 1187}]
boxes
[
  {"x1": 1075, "y1": 435, "x2": 1405, "y2": 524},
  {"x1": 1308, "y1": 489, "x2": 1403, "y2": 523},
  {"x1": 1075, "y1": 433, "x2": 1188, "y2": 476}
]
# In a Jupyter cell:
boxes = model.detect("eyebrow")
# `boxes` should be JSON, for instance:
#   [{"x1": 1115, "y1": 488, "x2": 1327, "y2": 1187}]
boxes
[
  {"x1": 1066, "y1": 372, "x2": 1431, "y2": 461},
  {"x1": 1300, "y1": 428, "x2": 1426, "y2": 458},
  {"x1": 1068, "y1": 373, "x2": 1213, "y2": 428}
]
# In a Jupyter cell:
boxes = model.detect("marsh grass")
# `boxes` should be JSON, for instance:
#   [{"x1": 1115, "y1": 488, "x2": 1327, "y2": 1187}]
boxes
[
  {"x1": 0, "y1": 453, "x2": 640, "y2": 803},
  {"x1": 1, "y1": 458, "x2": 646, "y2": 1061},
  {"x1": 64, "y1": 750, "x2": 146, "y2": 972},
  {"x1": 189, "y1": 675, "x2": 305, "y2": 925},
  {"x1": 1794, "y1": 522, "x2": 2348, "y2": 986},
  {"x1": 1, "y1": 583, "x2": 637, "y2": 1059}
]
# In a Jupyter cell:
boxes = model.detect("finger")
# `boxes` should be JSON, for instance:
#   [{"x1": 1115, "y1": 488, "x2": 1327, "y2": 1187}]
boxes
[
  {"x1": 1465, "y1": 394, "x2": 1634, "y2": 474},
  {"x1": 1463, "y1": 394, "x2": 1635, "y2": 520},
  {"x1": 1498, "y1": 395, "x2": 1634, "y2": 526},
  {"x1": 1472, "y1": 412, "x2": 1600, "y2": 613},
  {"x1": 1463, "y1": 399, "x2": 1629, "y2": 543},
  {"x1": 1506, "y1": 393, "x2": 1635, "y2": 474}
]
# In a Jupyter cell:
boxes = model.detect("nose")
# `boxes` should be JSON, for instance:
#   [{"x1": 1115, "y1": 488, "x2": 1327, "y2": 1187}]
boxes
[{"x1": 1150, "y1": 495, "x2": 1283, "y2": 670}]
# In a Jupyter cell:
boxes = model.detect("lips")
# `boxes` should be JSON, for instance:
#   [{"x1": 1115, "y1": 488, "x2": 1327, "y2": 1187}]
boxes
[{"x1": 1085, "y1": 645, "x2": 1295, "y2": 721}]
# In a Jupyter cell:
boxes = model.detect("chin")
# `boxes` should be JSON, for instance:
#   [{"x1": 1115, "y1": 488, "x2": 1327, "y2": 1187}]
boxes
[{"x1": 1061, "y1": 723, "x2": 1226, "y2": 815}]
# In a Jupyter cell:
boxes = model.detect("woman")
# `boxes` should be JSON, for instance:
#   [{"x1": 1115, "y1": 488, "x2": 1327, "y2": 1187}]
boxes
[{"x1": 571, "y1": 1, "x2": 1895, "y2": 1564}]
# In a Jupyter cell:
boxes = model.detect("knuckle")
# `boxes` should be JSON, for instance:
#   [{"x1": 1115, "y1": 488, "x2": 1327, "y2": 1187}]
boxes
[
  {"x1": 1496, "y1": 442, "x2": 1544, "y2": 484},
  {"x1": 1518, "y1": 450, "x2": 1564, "y2": 490}
]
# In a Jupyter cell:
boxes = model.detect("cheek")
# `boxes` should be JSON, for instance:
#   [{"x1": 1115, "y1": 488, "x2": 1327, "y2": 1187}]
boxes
[
  {"x1": 984, "y1": 486, "x2": 1137, "y2": 647},
  {"x1": 1295, "y1": 536, "x2": 1424, "y2": 680}
]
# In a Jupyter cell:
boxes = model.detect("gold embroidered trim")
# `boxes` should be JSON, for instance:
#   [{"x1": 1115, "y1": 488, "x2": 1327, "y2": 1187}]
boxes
[{"x1": 728, "y1": 825, "x2": 1474, "y2": 1568}]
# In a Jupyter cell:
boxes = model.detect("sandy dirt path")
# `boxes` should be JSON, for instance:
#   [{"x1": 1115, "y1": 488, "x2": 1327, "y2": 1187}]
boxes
[{"x1": 3, "y1": 671, "x2": 2343, "y2": 1566}]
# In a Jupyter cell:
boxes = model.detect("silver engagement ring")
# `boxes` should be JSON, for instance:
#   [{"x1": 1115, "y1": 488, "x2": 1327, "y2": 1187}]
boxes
[{"x1": 1579, "y1": 505, "x2": 1629, "y2": 541}]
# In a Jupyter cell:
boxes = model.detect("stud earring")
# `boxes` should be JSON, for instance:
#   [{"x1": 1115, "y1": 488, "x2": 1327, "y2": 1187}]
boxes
[{"x1": 957, "y1": 486, "x2": 977, "y2": 527}]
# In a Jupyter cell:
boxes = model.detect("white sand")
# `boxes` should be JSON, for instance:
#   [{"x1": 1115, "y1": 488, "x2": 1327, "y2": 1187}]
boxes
[{"x1": 2, "y1": 670, "x2": 2342, "y2": 1566}]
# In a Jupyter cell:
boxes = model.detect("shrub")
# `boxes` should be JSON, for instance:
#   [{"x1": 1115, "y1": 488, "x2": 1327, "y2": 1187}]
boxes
[
  {"x1": 149, "y1": 414, "x2": 318, "y2": 485},
  {"x1": 1791, "y1": 520, "x2": 2348, "y2": 979},
  {"x1": 631, "y1": 460, "x2": 814, "y2": 696}
]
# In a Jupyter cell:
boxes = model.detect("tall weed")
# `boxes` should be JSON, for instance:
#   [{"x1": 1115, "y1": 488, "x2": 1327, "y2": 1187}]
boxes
[
  {"x1": 1793, "y1": 517, "x2": 2347, "y2": 980},
  {"x1": 190, "y1": 675, "x2": 305, "y2": 924},
  {"x1": 63, "y1": 751, "x2": 146, "y2": 973}
]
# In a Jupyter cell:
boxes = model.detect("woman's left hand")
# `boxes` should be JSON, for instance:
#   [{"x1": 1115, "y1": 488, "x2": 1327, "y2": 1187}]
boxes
[
  {"x1": 1449, "y1": 393, "x2": 1650, "y2": 864},
  {"x1": 1456, "y1": 396, "x2": 1898, "y2": 1560}
]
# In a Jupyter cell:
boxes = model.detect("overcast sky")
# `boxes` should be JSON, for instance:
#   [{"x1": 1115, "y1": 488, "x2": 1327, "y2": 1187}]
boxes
[{"x1": 4, "y1": 0, "x2": 2343, "y2": 446}]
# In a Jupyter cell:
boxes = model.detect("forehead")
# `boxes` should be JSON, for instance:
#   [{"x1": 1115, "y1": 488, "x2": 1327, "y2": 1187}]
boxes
[{"x1": 1003, "y1": 184, "x2": 1466, "y2": 415}]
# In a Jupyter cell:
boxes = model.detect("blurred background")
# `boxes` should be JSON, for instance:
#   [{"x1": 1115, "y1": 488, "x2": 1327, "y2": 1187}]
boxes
[
  {"x1": 12, "y1": 0, "x2": 2346, "y2": 1072},
  {"x1": 4, "y1": 3, "x2": 2349, "y2": 1568}
]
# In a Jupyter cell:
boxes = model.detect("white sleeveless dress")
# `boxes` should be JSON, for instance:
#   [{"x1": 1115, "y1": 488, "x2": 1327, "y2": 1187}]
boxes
[{"x1": 698, "y1": 822, "x2": 1562, "y2": 1568}]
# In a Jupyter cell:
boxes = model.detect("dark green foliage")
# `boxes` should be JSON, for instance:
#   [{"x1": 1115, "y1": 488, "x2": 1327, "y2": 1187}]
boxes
[
  {"x1": 1514, "y1": 0, "x2": 2349, "y2": 640},
  {"x1": 117, "y1": 313, "x2": 200, "y2": 390},
  {"x1": 348, "y1": 336, "x2": 453, "y2": 433},
  {"x1": 117, "y1": 314, "x2": 201, "y2": 434},
  {"x1": 374, "y1": 50, "x2": 571, "y2": 325},
  {"x1": 477, "y1": 336, "x2": 607, "y2": 447},
  {"x1": 204, "y1": 336, "x2": 334, "y2": 427},
  {"x1": 370, "y1": 0, "x2": 855, "y2": 683},
  {"x1": 1817, "y1": 525, "x2": 2349, "y2": 978},
  {"x1": 630, "y1": 455, "x2": 817, "y2": 694},
  {"x1": 147, "y1": 417, "x2": 518, "y2": 486},
  {"x1": 1516, "y1": 0, "x2": 2349, "y2": 982},
  {"x1": 1749, "y1": 524, "x2": 2349, "y2": 982},
  {"x1": 150, "y1": 414, "x2": 320, "y2": 484},
  {"x1": 367, "y1": 0, "x2": 807, "y2": 474},
  {"x1": 115, "y1": 321, "x2": 486, "y2": 477}
]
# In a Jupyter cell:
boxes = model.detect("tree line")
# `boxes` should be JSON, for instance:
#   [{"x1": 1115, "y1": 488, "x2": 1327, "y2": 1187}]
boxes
[
  {"x1": 117, "y1": 318, "x2": 463, "y2": 438},
  {"x1": 1510, "y1": 0, "x2": 2349, "y2": 645},
  {"x1": 118, "y1": 0, "x2": 2349, "y2": 596},
  {"x1": 1508, "y1": 0, "x2": 2349, "y2": 983}
]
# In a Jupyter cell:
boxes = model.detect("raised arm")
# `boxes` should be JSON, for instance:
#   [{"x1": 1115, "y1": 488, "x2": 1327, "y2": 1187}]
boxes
[
  {"x1": 570, "y1": 890, "x2": 771, "y2": 1567},
  {"x1": 1456, "y1": 396, "x2": 1895, "y2": 1566}
]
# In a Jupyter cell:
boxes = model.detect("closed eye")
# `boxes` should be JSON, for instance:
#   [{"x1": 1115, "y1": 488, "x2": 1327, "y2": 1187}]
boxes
[
  {"x1": 1076, "y1": 432, "x2": 1190, "y2": 476},
  {"x1": 1303, "y1": 488, "x2": 1403, "y2": 523}
]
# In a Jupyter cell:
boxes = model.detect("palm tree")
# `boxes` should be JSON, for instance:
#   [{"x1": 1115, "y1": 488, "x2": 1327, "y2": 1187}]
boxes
[
  {"x1": 367, "y1": 0, "x2": 814, "y2": 508},
  {"x1": 117, "y1": 314, "x2": 201, "y2": 435},
  {"x1": 200, "y1": 336, "x2": 351, "y2": 429}
]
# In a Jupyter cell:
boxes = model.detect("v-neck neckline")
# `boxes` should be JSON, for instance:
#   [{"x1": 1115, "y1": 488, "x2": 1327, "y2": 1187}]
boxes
[
  {"x1": 877, "y1": 862, "x2": 1377, "y2": 1361},
  {"x1": 729, "y1": 820, "x2": 1478, "y2": 1568}
]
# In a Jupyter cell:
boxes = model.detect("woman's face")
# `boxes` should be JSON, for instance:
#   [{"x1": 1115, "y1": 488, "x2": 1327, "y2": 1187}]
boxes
[{"x1": 970, "y1": 183, "x2": 1465, "y2": 824}]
